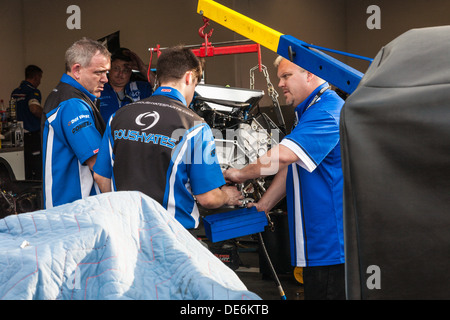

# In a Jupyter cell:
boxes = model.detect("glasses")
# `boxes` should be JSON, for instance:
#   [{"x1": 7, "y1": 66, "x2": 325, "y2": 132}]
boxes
[{"x1": 110, "y1": 66, "x2": 132, "y2": 74}]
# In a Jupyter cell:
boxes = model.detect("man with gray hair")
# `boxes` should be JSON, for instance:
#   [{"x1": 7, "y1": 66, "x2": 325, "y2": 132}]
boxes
[{"x1": 41, "y1": 37, "x2": 111, "y2": 208}]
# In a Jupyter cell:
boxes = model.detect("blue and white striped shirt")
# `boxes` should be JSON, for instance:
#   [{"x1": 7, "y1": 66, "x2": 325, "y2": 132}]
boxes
[{"x1": 42, "y1": 74, "x2": 103, "y2": 208}]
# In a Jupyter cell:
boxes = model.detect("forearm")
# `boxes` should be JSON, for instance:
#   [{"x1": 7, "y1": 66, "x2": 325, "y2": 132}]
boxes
[
  {"x1": 94, "y1": 172, "x2": 112, "y2": 193},
  {"x1": 226, "y1": 145, "x2": 298, "y2": 183},
  {"x1": 241, "y1": 148, "x2": 281, "y2": 179},
  {"x1": 29, "y1": 104, "x2": 43, "y2": 118},
  {"x1": 254, "y1": 167, "x2": 287, "y2": 214},
  {"x1": 84, "y1": 154, "x2": 97, "y2": 171},
  {"x1": 196, "y1": 185, "x2": 243, "y2": 209}
]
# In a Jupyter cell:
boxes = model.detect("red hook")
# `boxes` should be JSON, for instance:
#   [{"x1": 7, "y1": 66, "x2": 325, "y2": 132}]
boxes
[{"x1": 198, "y1": 16, "x2": 214, "y2": 40}]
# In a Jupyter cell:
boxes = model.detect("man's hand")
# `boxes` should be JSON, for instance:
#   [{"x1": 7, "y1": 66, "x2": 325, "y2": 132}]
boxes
[
  {"x1": 221, "y1": 185, "x2": 244, "y2": 206},
  {"x1": 247, "y1": 200, "x2": 268, "y2": 214},
  {"x1": 128, "y1": 51, "x2": 147, "y2": 74},
  {"x1": 94, "y1": 172, "x2": 112, "y2": 193}
]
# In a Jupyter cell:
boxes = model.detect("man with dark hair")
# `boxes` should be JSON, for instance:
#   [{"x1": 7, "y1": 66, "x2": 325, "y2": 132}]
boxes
[
  {"x1": 11, "y1": 65, "x2": 44, "y2": 180},
  {"x1": 42, "y1": 38, "x2": 111, "y2": 208},
  {"x1": 93, "y1": 46, "x2": 242, "y2": 230},
  {"x1": 11, "y1": 65, "x2": 43, "y2": 133},
  {"x1": 99, "y1": 48, "x2": 153, "y2": 122}
]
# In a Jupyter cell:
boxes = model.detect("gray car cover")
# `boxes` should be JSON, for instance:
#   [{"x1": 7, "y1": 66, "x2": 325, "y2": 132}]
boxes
[{"x1": 340, "y1": 26, "x2": 450, "y2": 299}]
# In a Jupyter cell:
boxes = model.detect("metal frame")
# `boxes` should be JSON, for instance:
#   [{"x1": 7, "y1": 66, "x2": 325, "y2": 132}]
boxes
[{"x1": 197, "y1": 0, "x2": 372, "y2": 94}]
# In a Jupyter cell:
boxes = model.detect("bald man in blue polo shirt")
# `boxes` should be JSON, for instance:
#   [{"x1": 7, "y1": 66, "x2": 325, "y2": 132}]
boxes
[{"x1": 224, "y1": 56, "x2": 345, "y2": 300}]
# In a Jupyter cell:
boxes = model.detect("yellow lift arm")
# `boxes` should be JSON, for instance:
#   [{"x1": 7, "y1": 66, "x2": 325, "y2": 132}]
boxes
[{"x1": 197, "y1": 0, "x2": 371, "y2": 94}]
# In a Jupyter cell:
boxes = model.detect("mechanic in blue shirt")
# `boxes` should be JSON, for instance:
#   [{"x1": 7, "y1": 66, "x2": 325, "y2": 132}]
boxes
[
  {"x1": 11, "y1": 65, "x2": 43, "y2": 133},
  {"x1": 224, "y1": 56, "x2": 345, "y2": 300},
  {"x1": 10, "y1": 65, "x2": 44, "y2": 179},
  {"x1": 99, "y1": 48, "x2": 154, "y2": 123},
  {"x1": 93, "y1": 46, "x2": 243, "y2": 230},
  {"x1": 41, "y1": 38, "x2": 110, "y2": 208}
]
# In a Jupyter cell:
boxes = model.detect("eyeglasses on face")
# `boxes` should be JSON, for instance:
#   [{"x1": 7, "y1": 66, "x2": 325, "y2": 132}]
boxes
[{"x1": 110, "y1": 66, "x2": 132, "y2": 74}]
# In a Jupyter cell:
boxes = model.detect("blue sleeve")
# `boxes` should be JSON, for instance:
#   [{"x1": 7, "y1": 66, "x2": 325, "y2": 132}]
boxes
[
  {"x1": 60, "y1": 99, "x2": 103, "y2": 164},
  {"x1": 189, "y1": 124, "x2": 225, "y2": 195},
  {"x1": 138, "y1": 81, "x2": 153, "y2": 98},
  {"x1": 93, "y1": 117, "x2": 114, "y2": 178},
  {"x1": 285, "y1": 108, "x2": 340, "y2": 167}
]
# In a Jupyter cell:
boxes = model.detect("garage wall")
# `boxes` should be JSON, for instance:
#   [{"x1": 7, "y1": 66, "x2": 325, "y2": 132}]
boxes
[
  {"x1": 0, "y1": 0, "x2": 25, "y2": 106},
  {"x1": 0, "y1": 0, "x2": 449, "y2": 109},
  {"x1": 18, "y1": 0, "x2": 348, "y2": 107},
  {"x1": 218, "y1": 0, "x2": 347, "y2": 105},
  {"x1": 20, "y1": 0, "x2": 211, "y2": 103},
  {"x1": 346, "y1": 0, "x2": 450, "y2": 72}
]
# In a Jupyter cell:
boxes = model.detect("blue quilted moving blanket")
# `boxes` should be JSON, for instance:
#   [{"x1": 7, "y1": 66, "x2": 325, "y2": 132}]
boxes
[{"x1": 0, "y1": 191, "x2": 260, "y2": 300}]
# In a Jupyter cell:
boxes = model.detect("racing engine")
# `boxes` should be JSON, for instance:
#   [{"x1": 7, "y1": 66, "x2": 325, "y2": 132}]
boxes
[{"x1": 191, "y1": 84, "x2": 285, "y2": 206}]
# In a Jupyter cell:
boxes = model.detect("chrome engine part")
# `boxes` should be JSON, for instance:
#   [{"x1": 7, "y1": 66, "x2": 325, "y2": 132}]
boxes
[{"x1": 192, "y1": 84, "x2": 284, "y2": 203}]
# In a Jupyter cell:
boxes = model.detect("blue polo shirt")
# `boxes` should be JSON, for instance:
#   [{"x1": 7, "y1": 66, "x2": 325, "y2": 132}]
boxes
[
  {"x1": 11, "y1": 80, "x2": 42, "y2": 132},
  {"x1": 99, "y1": 81, "x2": 152, "y2": 122},
  {"x1": 42, "y1": 74, "x2": 103, "y2": 208},
  {"x1": 280, "y1": 83, "x2": 345, "y2": 267}
]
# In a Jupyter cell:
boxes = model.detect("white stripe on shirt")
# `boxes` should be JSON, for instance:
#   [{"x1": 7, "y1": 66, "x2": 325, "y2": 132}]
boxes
[
  {"x1": 44, "y1": 111, "x2": 58, "y2": 208},
  {"x1": 280, "y1": 139, "x2": 317, "y2": 173},
  {"x1": 292, "y1": 163, "x2": 307, "y2": 266},
  {"x1": 166, "y1": 125, "x2": 204, "y2": 218}
]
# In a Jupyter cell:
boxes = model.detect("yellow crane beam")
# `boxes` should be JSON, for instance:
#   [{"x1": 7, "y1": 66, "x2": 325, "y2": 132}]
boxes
[{"x1": 197, "y1": 0, "x2": 370, "y2": 94}]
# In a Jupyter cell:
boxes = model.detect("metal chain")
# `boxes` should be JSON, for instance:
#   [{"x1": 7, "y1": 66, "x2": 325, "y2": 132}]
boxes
[
  {"x1": 250, "y1": 64, "x2": 286, "y2": 134},
  {"x1": 250, "y1": 64, "x2": 281, "y2": 110}
]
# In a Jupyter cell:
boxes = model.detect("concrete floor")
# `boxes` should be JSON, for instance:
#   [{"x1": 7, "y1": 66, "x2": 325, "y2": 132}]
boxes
[
  {"x1": 195, "y1": 210, "x2": 303, "y2": 300},
  {"x1": 200, "y1": 234, "x2": 304, "y2": 300},
  {"x1": 235, "y1": 240, "x2": 304, "y2": 300},
  {"x1": 237, "y1": 270, "x2": 304, "y2": 300}
]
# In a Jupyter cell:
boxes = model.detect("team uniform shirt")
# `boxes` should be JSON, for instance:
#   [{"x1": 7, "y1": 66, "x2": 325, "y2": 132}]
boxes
[
  {"x1": 42, "y1": 74, "x2": 105, "y2": 209},
  {"x1": 11, "y1": 80, "x2": 42, "y2": 132},
  {"x1": 94, "y1": 86, "x2": 225, "y2": 229},
  {"x1": 280, "y1": 82, "x2": 345, "y2": 267},
  {"x1": 99, "y1": 81, "x2": 152, "y2": 123}
]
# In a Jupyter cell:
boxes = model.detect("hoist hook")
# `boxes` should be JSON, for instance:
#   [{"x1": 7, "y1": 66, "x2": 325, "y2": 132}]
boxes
[{"x1": 198, "y1": 16, "x2": 214, "y2": 40}]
